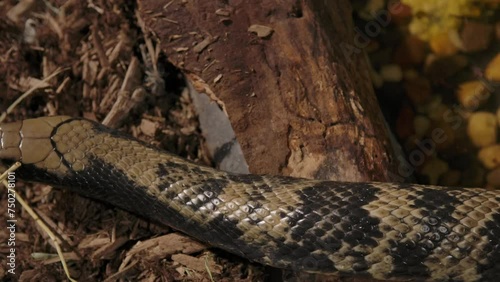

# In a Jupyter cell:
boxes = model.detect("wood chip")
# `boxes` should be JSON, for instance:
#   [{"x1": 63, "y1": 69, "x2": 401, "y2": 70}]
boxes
[
  {"x1": 102, "y1": 57, "x2": 145, "y2": 128},
  {"x1": 169, "y1": 34, "x2": 183, "y2": 41},
  {"x1": 41, "y1": 252, "x2": 80, "y2": 265},
  {"x1": 78, "y1": 234, "x2": 113, "y2": 249},
  {"x1": 91, "y1": 22, "x2": 110, "y2": 69},
  {"x1": 171, "y1": 253, "x2": 222, "y2": 274},
  {"x1": 91, "y1": 236, "x2": 129, "y2": 259},
  {"x1": 139, "y1": 118, "x2": 159, "y2": 137},
  {"x1": 126, "y1": 233, "x2": 206, "y2": 261},
  {"x1": 215, "y1": 9, "x2": 231, "y2": 17},
  {"x1": 248, "y1": 24, "x2": 273, "y2": 38},
  {"x1": 6, "y1": 0, "x2": 37, "y2": 23},
  {"x1": 33, "y1": 208, "x2": 75, "y2": 247},
  {"x1": 213, "y1": 74, "x2": 222, "y2": 83},
  {"x1": 193, "y1": 36, "x2": 214, "y2": 53},
  {"x1": 102, "y1": 260, "x2": 139, "y2": 282},
  {"x1": 16, "y1": 233, "x2": 30, "y2": 242},
  {"x1": 163, "y1": 0, "x2": 175, "y2": 10},
  {"x1": 8, "y1": 76, "x2": 51, "y2": 92},
  {"x1": 174, "y1": 47, "x2": 189, "y2": 52}
]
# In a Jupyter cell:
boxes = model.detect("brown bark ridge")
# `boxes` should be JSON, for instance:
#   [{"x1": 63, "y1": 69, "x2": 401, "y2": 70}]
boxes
[{"x1": 138, "y1": 0, "x2": 401, "y2": 183}]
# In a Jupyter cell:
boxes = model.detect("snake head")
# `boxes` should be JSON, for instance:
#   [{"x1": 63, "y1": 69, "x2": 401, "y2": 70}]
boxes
[{"x1": 0, "y1": 116, "x2": 72, "y2": 166}]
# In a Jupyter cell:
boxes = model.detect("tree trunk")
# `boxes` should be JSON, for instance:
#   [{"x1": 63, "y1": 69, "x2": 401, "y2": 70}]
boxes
[{"x1": 138, "y1": 0, "x2": 401, "y2": 183}]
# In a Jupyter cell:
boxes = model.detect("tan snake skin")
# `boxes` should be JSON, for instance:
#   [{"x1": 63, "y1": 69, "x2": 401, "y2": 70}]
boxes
[{"x1": 1, "y1": 116, "x2": 500, "y2": 281}]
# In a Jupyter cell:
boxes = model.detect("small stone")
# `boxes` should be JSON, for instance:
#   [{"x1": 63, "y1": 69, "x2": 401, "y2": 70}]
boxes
[
  {"x1": 421, "y1": 157, "x2": 449, "y2": 185},
  {"x1": 248, "y1": 24, "x2": 273, "y2": 38},
  {"x1": 417, "y1": 96, "x2": 455, "y2": 125},
  {"x1": 403, "y1": 68, "x2": 418, "y2": 80},
  {"x1": 389, "y1": 2, "x2": 412, "y2": 25},
  {"x1": 380, "y1": 64, "x2": 403, "y2": 82},
  {"x1": 413, "y1": 115, "x2": 431, "y2": 137},
  {"x1": 393, "y1": 35, "x2": 427, "y2": 65},
  {"x1": 456, "y1": 80, "x2": 491, "y2": 110},
  {"x1": 448, "y1": 29, "x2": 465, "y2": 50},
  {"x1": 404, "y1": 75, "x2": 432, "y2": 105},
  {"x1": 440, "y1": 170, "x2": 461, "y2": 187},
  {"x1": 403, "y1": 134, "x2": 420, "y2": 152},
  {"x1": 478, "y1": 145, "x2": 500, "y2": 169},
  {"x1": 424, "y1": 54, "x2": 468, "y2": 80},
  {"x1": 467, "y1": 112, "x2": 497, "y2": 148},
  {"x1": 487, "y1": 167, "x2": 500, "y2": 187},
  {"x1": 459, "y1": 21, "x2": 493, "y2": 53},
  {"x1": 485, "y1": 53, "x2": 500, "y2": 82},
  {"x1": 23, "y1": 18, "x2": 37, "y2": 44},
  {"x1": 432, "y1": 121, "x2": 456, "y2": 150},
  {"x1": 429, "y1": 33, "x2": 459, "y2": 56},
  {"x1": 427, "y1": 102, "x2": 450, "y2": 122}
]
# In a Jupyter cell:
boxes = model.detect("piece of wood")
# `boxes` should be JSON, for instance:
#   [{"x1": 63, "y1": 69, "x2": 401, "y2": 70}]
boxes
[{"x1": 138, "y1": 0, "x2": 401, "y2": 183}]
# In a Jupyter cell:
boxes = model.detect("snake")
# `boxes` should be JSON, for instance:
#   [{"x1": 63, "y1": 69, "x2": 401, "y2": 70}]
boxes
[{"x1": 1, "y1": 116, "x2": 500, "y2": 281}]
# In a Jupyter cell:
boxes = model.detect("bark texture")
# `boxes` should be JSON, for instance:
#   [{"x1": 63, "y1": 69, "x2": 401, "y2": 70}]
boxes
[{"x1": 138, "y1": 0, "x2": 400, "y2": 182}]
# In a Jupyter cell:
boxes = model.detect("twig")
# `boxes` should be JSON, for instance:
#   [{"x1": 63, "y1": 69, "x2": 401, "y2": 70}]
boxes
[
  {"x1": 102, "y1": 57, "x2": 145, "y2": 128},
  {"x1": 0, "y1": 163, "x2": 77, "y2": 282},
  {"x1": 0, "y1": 67, "x2": 68, "y2": 124}
]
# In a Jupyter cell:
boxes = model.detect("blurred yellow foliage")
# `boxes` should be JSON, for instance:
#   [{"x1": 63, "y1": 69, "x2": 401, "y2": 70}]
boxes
[{"x1": 402, "y1": 0, "x2": 484, "y2": 40}]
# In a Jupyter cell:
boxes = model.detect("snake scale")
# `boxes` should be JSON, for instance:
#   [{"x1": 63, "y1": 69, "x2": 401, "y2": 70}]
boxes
[{"x1": 1, "y1": 116, "x2": 500, "y2": 281}]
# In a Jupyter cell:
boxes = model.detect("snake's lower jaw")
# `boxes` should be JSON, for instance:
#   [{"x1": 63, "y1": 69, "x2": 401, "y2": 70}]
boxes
[{"x1": 0, "y1": 120, "x2": 22, "y2": 162}]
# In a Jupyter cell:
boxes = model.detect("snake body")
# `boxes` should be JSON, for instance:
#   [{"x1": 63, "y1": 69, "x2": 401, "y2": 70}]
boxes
[{"x1": 1, "y1": 116, "x2": 500, "y2": 281}]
